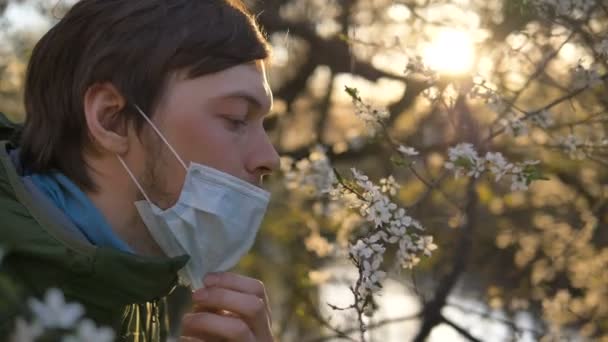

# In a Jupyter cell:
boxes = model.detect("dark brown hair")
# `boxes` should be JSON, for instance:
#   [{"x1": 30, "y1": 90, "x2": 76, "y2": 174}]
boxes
[{"x1": 20, "y1": 0, "x2": 270, "y2": 191}]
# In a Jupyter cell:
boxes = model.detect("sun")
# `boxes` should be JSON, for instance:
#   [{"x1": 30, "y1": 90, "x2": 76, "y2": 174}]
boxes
[{"x1": 422, "y1": 29, "x2": 475, "y2": 75}]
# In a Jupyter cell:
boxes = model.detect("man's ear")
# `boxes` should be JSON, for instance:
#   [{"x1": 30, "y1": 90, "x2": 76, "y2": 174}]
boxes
[{"x1": 84, "y1": 82, "x2": 129, "y2": 155}]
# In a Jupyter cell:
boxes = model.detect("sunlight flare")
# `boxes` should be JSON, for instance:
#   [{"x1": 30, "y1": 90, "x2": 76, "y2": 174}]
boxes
[{"x1": 422, "y1": 29, "x2": 475, "y2": 75}]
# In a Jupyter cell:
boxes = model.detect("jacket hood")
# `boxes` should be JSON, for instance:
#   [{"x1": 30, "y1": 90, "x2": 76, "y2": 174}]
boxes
[{"x1": 0, "y1": 112, "x2": 189, "y2": 306}]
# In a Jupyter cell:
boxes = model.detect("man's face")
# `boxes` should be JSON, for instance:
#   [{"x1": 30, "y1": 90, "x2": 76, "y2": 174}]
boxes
[{"x1": 136, "y1": 61, "x2": 280, "y2": 209}]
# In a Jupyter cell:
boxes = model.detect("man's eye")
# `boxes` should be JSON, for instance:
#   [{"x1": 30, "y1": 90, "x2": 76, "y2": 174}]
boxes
[{"x1": 223, "y1": 117, "x2": 247, "y2": 130}]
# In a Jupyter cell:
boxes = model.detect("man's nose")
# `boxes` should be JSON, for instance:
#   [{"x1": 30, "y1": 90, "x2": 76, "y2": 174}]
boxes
[{"x1": 247, "y1": 129, "x2": 280, "y2": 179}]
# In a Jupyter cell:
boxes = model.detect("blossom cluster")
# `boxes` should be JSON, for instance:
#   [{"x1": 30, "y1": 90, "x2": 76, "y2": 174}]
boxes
[
  {"x1": 469, "y1": 82, "x2": 556, "y2": 134},
  {"x1": 328, "y1": 168, "x2": 436, "y2": 297},
  {"x1": 534, "y1": 0, "x2": 596, "y2": 19},
  {"x1": 445, "y1": 143, "x2": 543, "y2": 191},
  {"x1": 556, "y1": 134, "x2": 608, "y2": 160},
  {"x1": 595, "y1": 38, "x2": 608, "y2": 58},
  {"x1": 404, "y1": 55, "x2": 438, "y2": 82},
  {"x1": 469, "y1": 78, "x2": 607, "y2": 163},
  {"x1": 398, "y1": 145, "x2": 419, "y2": 158},
  {"x1": 11, "y1": 288, "x2": 114, "y2": 342},
  {"x1": 468, "y1": 81, "x2": 508, "y2": 114},
  {"x1": 557, "y1": 134, "x2": 586, "y2": 160},
  {"x1": 570, "y1": 62, "x2": 602, "y2": 89},
  {"x1": 499, "y1": 109, "x2": 555, "y2": 136},
  {"x1": 281, "y1": 147, "x2": 436, "y2": 299},
  {"x1": 344, "y1": 86, "x2": 390, "y2": 135},
  {"x1": 530, "y1": 110, "x2": 555, "y2": 129},
  {"x1": 468, "y1": 82, "x2": 560, "y2": 136},
  {"x1": 281, "y1": 145, "x2": 336, "y2": 197}
]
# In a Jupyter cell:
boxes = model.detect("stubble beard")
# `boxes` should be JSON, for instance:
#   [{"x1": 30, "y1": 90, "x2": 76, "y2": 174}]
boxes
[
  {"x1": 131, "y1": 131, "x2": 176, "y2": 256},
  {"x1": 141, "y1": 130, "x2": 176, "y2": 210}
]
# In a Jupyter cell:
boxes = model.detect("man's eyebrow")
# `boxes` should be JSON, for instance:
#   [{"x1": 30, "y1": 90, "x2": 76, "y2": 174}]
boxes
[{"x1": 214, "y1": 90, "x2": 271, "y2": 112}]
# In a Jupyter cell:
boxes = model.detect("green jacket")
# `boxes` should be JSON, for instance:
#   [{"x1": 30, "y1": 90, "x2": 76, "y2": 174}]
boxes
[{"x1": 0, "y1": 113, "x2": 189, "y2": 341}]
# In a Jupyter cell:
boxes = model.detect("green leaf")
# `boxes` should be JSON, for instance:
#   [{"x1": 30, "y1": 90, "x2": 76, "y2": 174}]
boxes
[
  {"x1": 333, "y1": 167, "x2": 345, "y2": 184},
  {"x1": 454, "y1": 157, "x2": 473, "y2": 168},
  {"x1": 523, "y1": 164, "x2": 549, "y2": 184},
  {"x1": 390, "y1": 155, "x2": 412, "y2": 168},
  {"x1": 344, "y1": 86, "x2": 361, "y2": 102}
]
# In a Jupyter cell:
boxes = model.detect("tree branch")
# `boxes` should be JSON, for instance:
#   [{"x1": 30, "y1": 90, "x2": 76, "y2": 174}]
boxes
[
  {"x1": 413, "y1": 178, "x2": 479, "y2": 342},
  {"x1": 440, "y1": 314, "x2": 483, "y2": 342}
]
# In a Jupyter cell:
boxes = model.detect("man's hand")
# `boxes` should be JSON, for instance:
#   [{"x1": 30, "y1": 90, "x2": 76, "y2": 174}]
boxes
[{"x1": 180, "y1": 272, "x2": 274, "y2": 342}]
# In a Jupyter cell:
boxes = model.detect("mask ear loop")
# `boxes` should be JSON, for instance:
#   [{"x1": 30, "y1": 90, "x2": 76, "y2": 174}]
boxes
[
  {"x1": 116, "y1": 103, "x2": 188, "y2": 204},
  {"x1": 116, "y1": 155, "x2": 154, "y2": 205},
  {"x1": 133, "y1": 104, "x2": 188, "y2": 171}
]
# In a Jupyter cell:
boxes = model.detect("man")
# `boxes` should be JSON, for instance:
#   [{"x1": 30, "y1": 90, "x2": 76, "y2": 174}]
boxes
[{"x1": 0, "y1": 0, "x2": 280, "y2": 341}]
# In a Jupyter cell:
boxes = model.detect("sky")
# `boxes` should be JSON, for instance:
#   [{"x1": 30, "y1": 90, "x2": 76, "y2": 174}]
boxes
[{"x1": 4, "y1": 0, "x2": 50, "y2": 32}]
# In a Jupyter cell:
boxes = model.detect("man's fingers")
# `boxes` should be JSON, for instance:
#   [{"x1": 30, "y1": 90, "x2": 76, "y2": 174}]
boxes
[
  {"x1": 200, "y1": 272, "x2": 271, "y2": 317},
  {"x1": 193, "y1": 287, "x2": 266, "y2": 323},
  {"x1": 190, "y1": 272, "x2": 273, "y2": 341},
  {"x1": 182, "y1": 312, "x2": 255, "y2": 342},
  {"x1": 179, "y1": 337, "x2": 207, "y2": 342},
  {"x1": 203, "y1": 272, "x2": 266, "y2": 299}
]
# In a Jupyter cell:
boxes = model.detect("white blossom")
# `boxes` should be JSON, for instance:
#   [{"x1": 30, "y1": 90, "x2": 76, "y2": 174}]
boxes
[
  {"x1": 283, "y1": 145, "x2": 336, "y2": 196},
  {"x1": 468, "y1": 83, "x2": 508, "y2": 114},
  {"x1": 509, "y1": 118, "x2": 528, "y2": 136},
  {"x1": 417, "y1": 236, "x2": 438, "y2": 257},
  {"x1": 487, "y1": 94, "x2": 508, "y2": 114},
  {"x1": 393, "y1": 208, "x2": 413, "y2": 228},
  {"x1": 445, "y1": 144, "x2": 542, "y2": 191},
  {"x1": 595, "y1": 38, "x2": 608, "y2": 57},
  {"x1": 400, "y1": 254, "x2": 421, "y2": 269},
  {"x1": 350, "y1": 239, "x2": 387, "y2": 296},
  {"x1": 350, "y1": 240, "x2": 374, "y2": 259},
  {"x1": 398, "y1": 145, "x2": 419, "y2": 157},
  {"x1": 405, "y1": 55, "x2": 437, "y2": 81},
  {"x1": 474, "y1": 87, "x2": 553, "y2": 132},
  {"x1": 10, "y1": 318, "x2": 43, "y2": 342},
  {"x1": 351, "y1": 168, "x2": 369, "y2": 183},
  {"x1": 368, "y1": 231, "x2": 388, "y2": 244},
  {"x1": 355, "y1": 102, "x2": 390, "y2": 124},
  {"x1": 28, "y1": 288, "x2": 85, "y2": 329},
  {"x1": 398, "y1": 235, "x2": 421, "y2": 269},
  {"x1": 500, "y1": 111, "x2": 529, "y2": 137},
  {"x1": 365, "y1": 199, "x2": 395, "y2": 227},
  {"x1": 445, "y1": 143, "x2": 485, "y2": 178},
  {"x1": 509, "y1": 160, "x2": 540, "y2": 191},
  {"x1": 557, "y1": 134, "x2": 586, "y2": 159},
  {"x1": 510, "y1": 173, "x2": 529, "y2": 192},
  {"x1": 534, "y1": 0, "x2": 596, "y2": 18},
  {"x1": 531, "y1": 110, "x2": 554, "y2": 129},
  {"x1": 62, "y1": 319, "x2": 115, "y2": 342},
  {"x1": 380, "y1": 176, "x2": 400, "y2": 196},
  {"x1": 571, "y1": 63, "x2": 602, "y2": 89},
  {"x1": 349, "y1": 94, "x2": 390, "y2": 135},
  {"x1": 485, "y1": 152, "x2": 513, "y2": 181}
]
